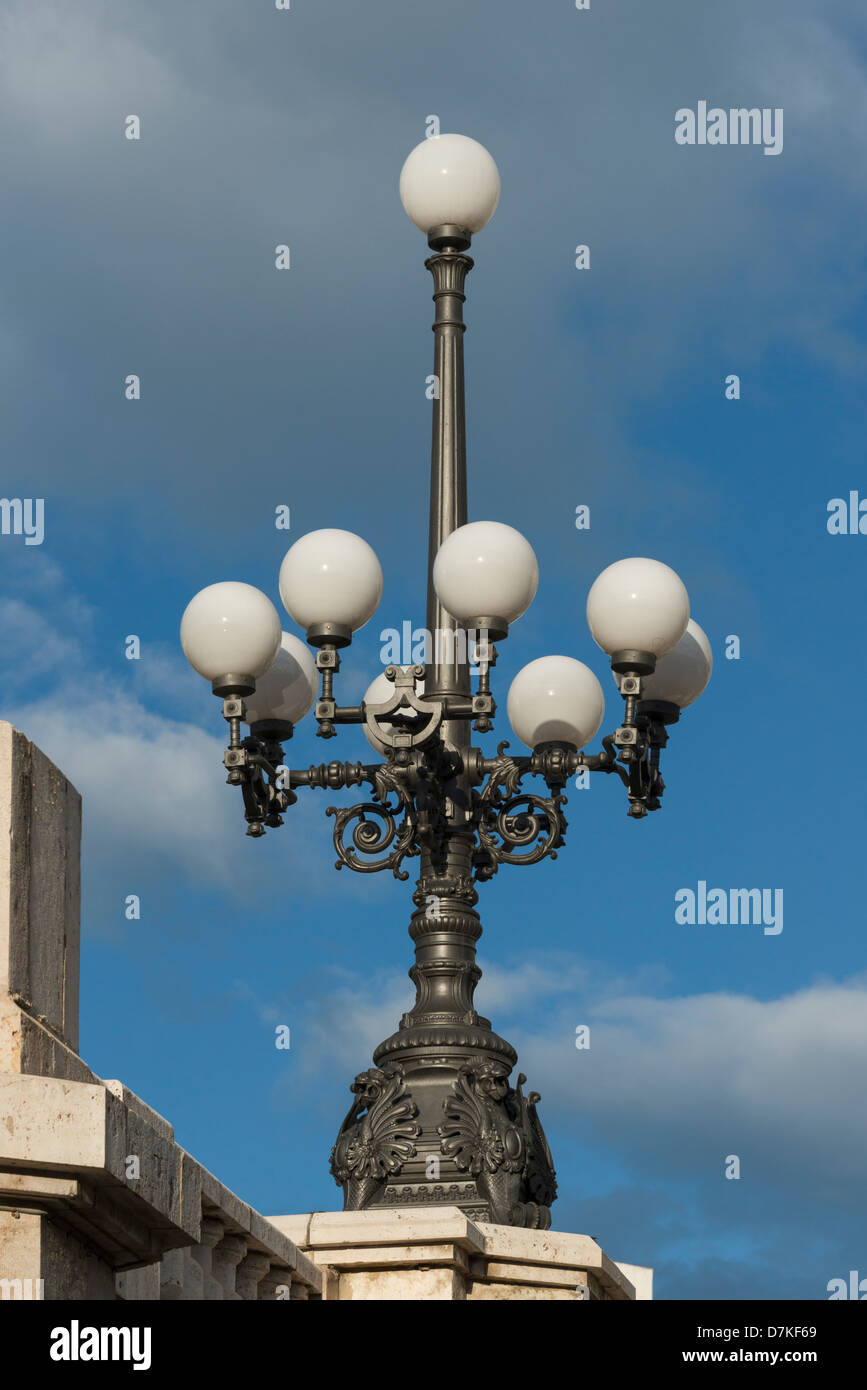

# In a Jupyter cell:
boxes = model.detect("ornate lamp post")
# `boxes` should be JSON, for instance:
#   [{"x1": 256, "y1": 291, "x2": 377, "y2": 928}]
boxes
[{"x1": 180, "y1": 134, "x2": 712, "y2": 1229}]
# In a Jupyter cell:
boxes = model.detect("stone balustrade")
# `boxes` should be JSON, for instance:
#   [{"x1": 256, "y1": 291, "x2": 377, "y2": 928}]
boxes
[
  {"x1": 115, "y1": 1182, "x2": 319, "y2": 1301},
  {"x1": 0, "y1": 1069, "x2": 321, "y2": 1300}
]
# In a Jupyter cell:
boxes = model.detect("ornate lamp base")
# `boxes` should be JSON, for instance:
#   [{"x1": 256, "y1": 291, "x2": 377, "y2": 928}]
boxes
[
  {"x1": 330, "y1": 1060, "x2": 557, "y2": 1229},
  {"x1": 329, "y1": 867, "x2": 558, "y2": 1229}
]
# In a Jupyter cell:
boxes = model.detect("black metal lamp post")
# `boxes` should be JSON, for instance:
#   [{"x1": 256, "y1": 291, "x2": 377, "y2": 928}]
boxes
[{"x1": 180, "y1": 134, "x2": 712, "y2": 1228}]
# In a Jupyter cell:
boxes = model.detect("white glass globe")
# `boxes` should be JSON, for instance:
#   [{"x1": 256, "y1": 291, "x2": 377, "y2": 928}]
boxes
[
  {"x1": 362, "y1": 671, "x2": 425, "y2": 755},
  {"x1": 507, "y1": 656, "x2": 605, "y2": 750},
  {"x1": 180, "y1": 581, "x2": 282, "y2": 682},
  {"x1": 244, "y1": 631, "x2": 318, "y2": 726},
  {"x1": 618, "y1": 618, "x2": 712, "y2": 710},
  {"x1": 278, "y1": 529, "x2": 383, "y2": 634},
  {"x1": 587, "y1": 557, "x2": 689, "y2": 659},
  {"x1": 433, "y1": 521, "x2": 538, "y2": 629},
  {"x1": 399, "y1": 134, "x2": 500, "y2": 235}
]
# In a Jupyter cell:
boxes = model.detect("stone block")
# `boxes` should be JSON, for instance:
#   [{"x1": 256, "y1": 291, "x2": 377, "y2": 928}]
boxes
[
  {"x1": 482, "y1": 1259, "x2": 589, "y2": 1288},
  {"x1": 616, "y1": 1261, "x2": 653, "y2": 1300},
  {"x1": 467, "y1": 1282, "x2": 580, "y2": 1300},
  {"x1": 0, "y1": 722, "x2": 81, "y2": 1054},
  {"x1": 0, "y1": 1074, "x2": 202, "y2": 1266},
  {"x1": 272, "y1": 1207, "x2": 647, "y2": 1301},
  {"x1": 337, "y1": 1267, "x2": 466, "y2": 1300},
  {"x1": 116, "y1": 1264, "x2": 161, "y2": 1300},
  {"x1": 314, "y1": 1242, "x2": 471, "y2": 1272},
  {"x1": 102, "y1": 1081, "x2": 174, "y2": 1143},
  {"x1": 275, "y1": 1205, "x2": 486, "y2": 1254},
  {"x1": 475, "y1": 1220, "x2": 635, "y2": 1299},
  {"x1": 0, "y1": 1209, "x2": 115, "y2": 1300},
  {"x1": 0, "y1": 995, "x2": 99, "y2": 1082}
]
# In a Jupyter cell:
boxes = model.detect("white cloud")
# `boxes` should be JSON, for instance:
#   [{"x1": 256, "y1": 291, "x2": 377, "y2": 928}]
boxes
[
  {"x1": 521, "y1": 975, "x2": 867, "y2": 1196},
  {"x1": 290, "y1": 957, "x2": 867, "y2": 1201},
  {"x1": 11, "y1": 687, "x2": 243, "y2": 885},
  {"x1": 0, "y1": 577, "x2": 334, "y2": 905}
]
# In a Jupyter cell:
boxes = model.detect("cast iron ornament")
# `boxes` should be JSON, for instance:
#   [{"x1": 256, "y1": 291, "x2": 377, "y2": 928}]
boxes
[{"x1": 209, "y1": 227, "x2": 690, "y2": 1227}]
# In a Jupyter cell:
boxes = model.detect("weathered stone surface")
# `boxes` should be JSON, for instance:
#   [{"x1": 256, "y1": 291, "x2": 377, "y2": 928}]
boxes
[
  {"x1": 0, "y1": 722, "x2": 81, "y2": 1054},
  {"x1": 158, "y1": 1247, "x2": 186, "y2": 1301},
  {"x1": 0, "y1": 1074, "x2": 200, "y2": 1239},
  {"x1": 273, "y1": 1207, "x2": 645, "y2": 1301},
  {"x1": 103, "y1": 1081, "x2": 174, "y2": 1143},
  {"x1": 0, "y1": 1171, "x2": 80, "y2": 1201},
  {"x1": 0, "y1": 1209, "x2": 115, "y2": 1300},
  {"x1": 0, "y1": 995, "x2": 99, "y2": 1082},
  {"x1": 201, "y1": 1166, "x2": 321, "y2": 1291},
  {"x1": 475, "y1": 1219, "x2": 635, "y2": 1300},
  {"x1": 0, "y1": 1080, "x2": 323, "y2": 1296},
  {"x1": 258, "y1": 1266, "x2": 294, "y2": 1301},
  {"x1": 0, "y1": 1209, "x2": 43, "y2": 1287},
  {"x1": 212, "y1": 1233, "x2": 247, "y2": 1300},
  {"x1": 236, "y1": 1249, "x2": 271, "y2": 1301},
  {"x1": 0, "y1": 1073, "x2": 202, "y2": 1273},
  {"x1": 616, "y1": 1261, "x2": 653, "y2": 1300},
  {"x1": 338, "y1": 1267, "x2": 466, "y2": 1300},
  {"x1": 117, "y1": 1263, "x2": 161, "y2": 1300},
  {"x1": 313, "y1": 1242, "x2": 471, "y2": 1272},
  {"x1": 271, "y1": 1205, "x2": 486, "y2": 1254},
  {"x1": 467, "y1": 1282, "x2": 579, "y2": 1300},
  {"x1": 483, "y1": 1259, "x2": 589, "y2": 1288},
  {"x1": 1, "y1": 1075, "x2": 113, "y2": 1170}
]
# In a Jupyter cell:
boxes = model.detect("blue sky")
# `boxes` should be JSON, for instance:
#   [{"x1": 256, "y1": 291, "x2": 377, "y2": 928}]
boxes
[{"x1": 1, "y1": 0, "x2": 866, "y2": 1298}]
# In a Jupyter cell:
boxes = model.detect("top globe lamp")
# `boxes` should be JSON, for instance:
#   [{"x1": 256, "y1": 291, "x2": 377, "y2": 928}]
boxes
[{"x1": 399, "y1": 134, "x2": 501, "y2": 246}]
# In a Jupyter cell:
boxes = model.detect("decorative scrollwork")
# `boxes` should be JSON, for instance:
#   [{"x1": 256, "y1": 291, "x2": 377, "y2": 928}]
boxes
[
  {"x1": 477, "y1": 741, "x2": 525, "y2": 800},
  {"x1": 331, "y1": 1066, "x2": 421, "y2": 1210},
  {"x1": 437, "y1": 1062, "x2": 556, "y2": 1228},
  {"x1": 373, "y1": 763, "x2": 410, "y2": 807},
  {"x1": 327, "y1": 772, "x2": 420, "y2": 878},
  {"x1": 475, "y1": 792, "x2": 564, "y2": 878},
  {"x1": 472, "y1": 742, "x2": 566, "y2": 880}
]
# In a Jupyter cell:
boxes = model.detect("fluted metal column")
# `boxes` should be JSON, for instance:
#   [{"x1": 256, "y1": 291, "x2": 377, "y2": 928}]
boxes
[
  {"x1": 328, "y1": 223, "x2": 557, "y2": 1228},
  {"x1": 424, "y1": 230, "x2": 473, "y2": 707},
  {"x1": 360, "y1": 229, "x2": 519, "y2": 1219}
]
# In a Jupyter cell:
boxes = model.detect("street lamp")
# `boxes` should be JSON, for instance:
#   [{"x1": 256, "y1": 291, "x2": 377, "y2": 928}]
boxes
[{"x1": 180, "y1": 134, "x2": 711, "y2": 1229}]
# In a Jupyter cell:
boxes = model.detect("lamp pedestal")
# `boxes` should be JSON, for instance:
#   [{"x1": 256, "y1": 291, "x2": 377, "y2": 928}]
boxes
[
  {"x1": 269, "y1": 1207, "x2": 652, "y2": 1301},
  {"x1": 328, "y1": 846, "x2": 556, "y2": 1227}
]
